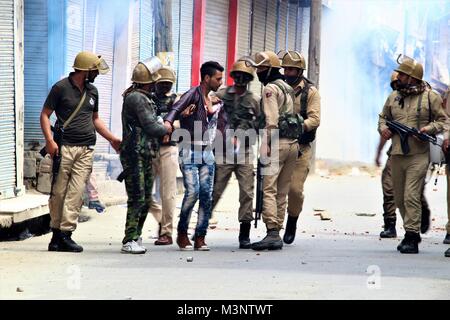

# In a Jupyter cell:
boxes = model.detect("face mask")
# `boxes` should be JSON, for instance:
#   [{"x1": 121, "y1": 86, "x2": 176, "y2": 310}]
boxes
[
  {"x1": 232, "y1": 72, "x2": 253, "y2": 87},
  {"x1": 257, "y1": 69, "x2": 270, "y2": 84},
  {"x1": 85, "y1": 71, "x2": 97, "y2": 83},
  {"x1": 285, "y1": 75, "x2": 301, "y2": 86}
]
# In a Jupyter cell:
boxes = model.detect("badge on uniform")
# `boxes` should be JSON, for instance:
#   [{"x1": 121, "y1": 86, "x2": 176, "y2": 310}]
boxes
[
  {"x1": 90, "y1": 98, "x2": 95, "y2": 105},
  {"x1": 266, "y1": 92, "x2": 272, "y2": 98}
]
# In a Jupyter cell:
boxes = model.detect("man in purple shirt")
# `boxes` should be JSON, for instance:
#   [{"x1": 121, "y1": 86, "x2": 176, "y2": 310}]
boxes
[{"x1": 164, "y1": 61, "x2": 224, "y2": 251}]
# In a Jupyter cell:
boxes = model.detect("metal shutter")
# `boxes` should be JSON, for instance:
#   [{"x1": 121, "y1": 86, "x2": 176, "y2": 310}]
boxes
[
  {"x1": 24, "y1": 0, "x2": 48, "y2": 149},
  {"x1": 140, "y1": 0, "x2": 153, "y2": 60},
  {"x1": 0, "y1": 0, "x2": 16, "y2": 199},
  {"x1": 249, "y1": 0, "x2": 267, "y2": 95},
  {"x1": 252, "y1": 0, "x2": 266, "y2": 53},
  {"x1": 172, "y1": 0, "x2": 193, "y2": 93},
  {"x1": 203, "y1": 0, "x2": 229, "y2": 76},
  {"x1": 295, "y1": 5, "x2": 302, "y2": 51},
  {"x1": 277, "y1": 0, "x2": 288, "y2": 51},
  {"x1": 130, "y1": 0, "x2": 140, "y2": 78},
  {"x1": 65, "y1": 0, "x2": 84, "y2": 75},
  {"x1": 237, "y1": 0, "x2": 251, "y2": 57},
  {"x1": 265, "y1": 0, "x2": 277, "y2": 51},
  {"x1": 83, "y1": 0, "x2": 114, "y2": 177},
  {"x1": 287, "y1": 1, "x2": 297, "y2": 50},
  {"x1": 300, "y1": 6, "x2": 310, "y2": 66}
]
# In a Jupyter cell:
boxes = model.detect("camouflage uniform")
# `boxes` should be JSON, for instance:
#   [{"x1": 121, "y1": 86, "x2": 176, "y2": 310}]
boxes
[{"x1": 120, "y1": 88, "x2": 167, "y2": 244}]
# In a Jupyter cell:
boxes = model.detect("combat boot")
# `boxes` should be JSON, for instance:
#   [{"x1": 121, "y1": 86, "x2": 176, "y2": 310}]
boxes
[
  {"x1": 399, "y1": 231, "x2": 420, "y2": 254},
  {"x1": 251, "y1": 229, "x2": 283, "y2": 251},
  {"x1": 283, "y1": 215, "x2": 299, "y2": 244},
  {"x1": 48, "y1": 228, "x2": 61, "y2": 251},
  {"x1": 420, "y1": 202, "x2": 431, "y2": 234},
  {"x1": 397, "y1": 233, "x2": 421, "y2": 251},
  {"x1": 58, "y1": 231, "x2": 83, "y2": 252},
  {"x1": 443, "y1": 233, "x2": 450, "y2": 244},
  {"x1": 238, "y1": 222, "x2": 251, "y2": 249},
  {"x1": 380, "y1": 219, "x2": 397, "y2": 238}
]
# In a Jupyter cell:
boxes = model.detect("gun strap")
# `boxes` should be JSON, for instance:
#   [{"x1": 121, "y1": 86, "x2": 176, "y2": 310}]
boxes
[
  {"x1": 63, "y1": 90, "x2": 87, "y2": 130},
  {"x1": 416, "y1": 93, "x2": 423, "y2": 129}
]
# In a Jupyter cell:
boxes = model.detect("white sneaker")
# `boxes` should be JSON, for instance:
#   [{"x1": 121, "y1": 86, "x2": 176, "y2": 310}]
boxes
[
  {"x1": 121, "y1": 240, "x2": 146, "y2": 254},
  {"x1": 137, "y1": 237, "x2": 147, "y2": 251}
]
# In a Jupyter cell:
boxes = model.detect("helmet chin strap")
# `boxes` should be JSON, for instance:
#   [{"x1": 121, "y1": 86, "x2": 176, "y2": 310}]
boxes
[{"x1": 264, "y1": 67, "x2": 273, "y2": 84}]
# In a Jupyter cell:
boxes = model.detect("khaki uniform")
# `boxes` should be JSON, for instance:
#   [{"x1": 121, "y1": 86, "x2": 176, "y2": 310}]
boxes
[
  {"x1": 211, "y1": 86, "x2": 260, "y2": 222},
  {"x1": 149, "y1": 93, "x2": 179, "y2": 238},
  {"x1": 261, "y1": 81, "x2": 299, "y2": 230},
  {"x1": 287, "y1": 79, "x2": 320, "y2": 217},
  {"x1": 378, "y1": 88, "x2": 446, "y2": 233}
]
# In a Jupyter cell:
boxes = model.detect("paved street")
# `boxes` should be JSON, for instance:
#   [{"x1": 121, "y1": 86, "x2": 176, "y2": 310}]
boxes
[{"x1": 1, "y1": 172, "x2": 449, "y2": 300}]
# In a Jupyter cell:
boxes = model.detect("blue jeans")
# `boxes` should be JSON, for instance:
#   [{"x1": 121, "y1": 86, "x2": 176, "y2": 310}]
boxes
[{"x1": 177, "y1": 147, "x2": 215, "y2": 237}]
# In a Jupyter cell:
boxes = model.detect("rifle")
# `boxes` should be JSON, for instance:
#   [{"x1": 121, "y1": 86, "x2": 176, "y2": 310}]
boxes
[
  {"x1": 39, "y1": 125, "x2": 63, "y2": 195},
  {"x1": 254, "y1": 159, "x2": 264, "y2": 228},
  {"x1": 383, "y1": 118, "x2": 441, "y2": 155}
]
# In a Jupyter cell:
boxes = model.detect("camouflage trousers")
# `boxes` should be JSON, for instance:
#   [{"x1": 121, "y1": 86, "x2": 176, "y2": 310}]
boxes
[{"x1": 120, "y1": 151, "x2": 155, "y2": 244}]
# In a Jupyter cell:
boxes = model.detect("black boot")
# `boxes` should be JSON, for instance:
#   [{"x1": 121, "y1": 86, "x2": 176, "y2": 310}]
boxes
[
  {"x1": 48, "y1": 228, "x2": 61, "y2": 251},
  {"x1": 443, "y1": 233, "x2": 450, "y2": 244},
  {"x1": 283, "y1": 215, "x2": 299, "y2": 244},
  {"x1": 238, "y1": 222, "x2": 251, "y2": 249},
  {"x1": 399, "y1": 231, "x2": 420, "y2": 254},
  {"x1": 251, "y1": 229, "x2": 283, "y2": 251},
  {"x1": 420, "y1": 201, "x2": 431, "y2": 234},
  {"x1": 397, "y1": 232, "x2": 421, "y2": 251},
  {"x1": 380, "y1": 219, "x2": 397, "y2": 238},
  {"x1": 59, "y1": 231, "x2": 83, "y2": 252}
]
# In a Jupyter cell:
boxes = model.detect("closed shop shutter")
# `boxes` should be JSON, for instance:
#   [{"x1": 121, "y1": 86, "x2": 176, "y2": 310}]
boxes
[
  {"x1": 83, "y1": 0, "x2": 115, "y2": 177},
  {"x1": 0, "y1": 0, "x2": 16, "y2": 199},
  {"x1": 203, "y1": 0, "x2": 229, "y2": 75},
  {"x1": 277, "y1": 0, "x2": 288, "y2": 51},
  {"x1": 300, "y1": 6, "x2": 310, "y2": 65},
  {"x1": 252, "y1": 0, "x2": 266, "y2": 53},
  {"x1": 65, "y1": 0, "x2": 84, "y2": 75},
  {"x1": 265, "y1": 0, "x2": 277, "y2": 51},
  {"x1": 24, "y1": 0, "x2": 48, "y2": 149},
  {"x1": 287, "y1": 1, "x2": 297, "y2": 50},
  {"x1": 140, "y1": 0, "x2": 153, "y2": 60},
  {"x1": 249, "y1": 0, "x2": 267, "y2": 95},
  {"x1": 130, "y1": 0, "x2": 140, "y2": 77},
  {"x1": 237, "y1": 0, "x2": 251, "y2": 58},
  {"x1": 172, "y1": 0, "x2": 193, "y2": 93}
]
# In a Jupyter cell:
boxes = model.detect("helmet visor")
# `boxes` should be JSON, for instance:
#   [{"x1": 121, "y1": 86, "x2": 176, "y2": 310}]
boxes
[
  {"x1": 252, "y1": 52, "x2": 270, "y2": 67},
  {"x1": 96, "y1": 56, "x2": 110, "y2": 75},
  {"x1": 237, "y1": 56, "x2": 258, "y2": 68},
  {"x1": 278, "y1": 50, "x2": 304, "y2": 63},
  {"x1": 142, "y1": 56, "x2": 163, "y2": 75}
]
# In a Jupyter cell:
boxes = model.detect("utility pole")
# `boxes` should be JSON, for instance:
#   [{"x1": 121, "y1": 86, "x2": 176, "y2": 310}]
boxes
[
  {"x1": 308, "y1": 0, "x2": 322, "y2": 172},
  {"x1": 308, "y1": 0, "x2": 321, "y2": 87},
  {"x1": 154, "y1": 0, "x2": 174, "y2": 65}
]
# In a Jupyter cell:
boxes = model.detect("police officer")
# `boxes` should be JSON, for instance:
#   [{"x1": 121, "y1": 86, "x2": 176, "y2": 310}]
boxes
[
  {"x1": 40, "y1": 51, "x2": 120, "y2": 253},
  {"x1": 378, "y1": 56, "x2": 447, "y2": 254},
  {"x1": 250, "y1": 51, "x2": 300, "y2": 251},
  {"x1": 376, "y1": 71, "x2": 431, "y2": 239},
  {"x1": 120, "y1": 58, "x2": 170, "y2": 254},
  {"x1": 280, "y1": 51, "x2": 321, "y2": 245},
  {"x1": 150, "y1": 66, "x2": 179, "y2": 246},
  {"x1": 211, "y1": 59, "x2": 261, "y2": 249}
]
